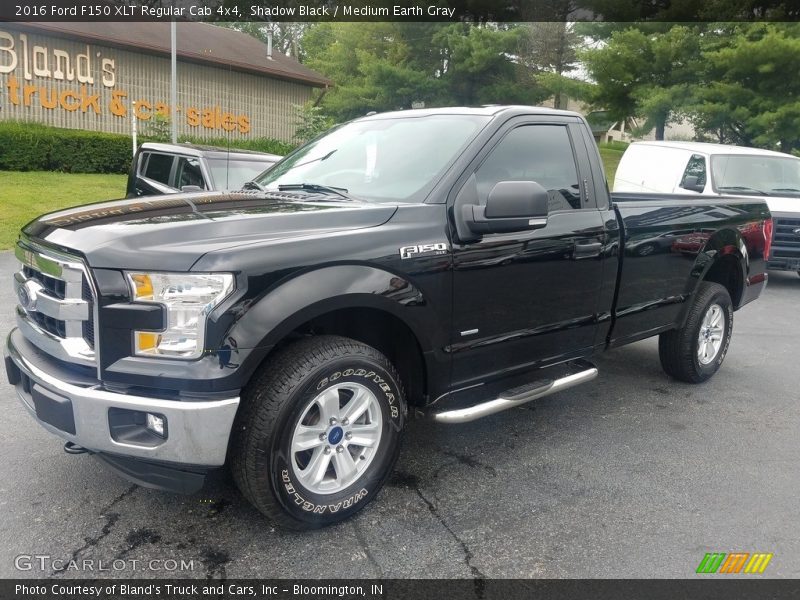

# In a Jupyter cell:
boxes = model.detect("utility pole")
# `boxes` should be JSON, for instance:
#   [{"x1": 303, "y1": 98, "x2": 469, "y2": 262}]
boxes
[{"x1": 170, "y1": 20, "x2": 177, "y2": 143}]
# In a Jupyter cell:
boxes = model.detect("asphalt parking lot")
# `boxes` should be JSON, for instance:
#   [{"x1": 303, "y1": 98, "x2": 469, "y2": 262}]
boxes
[{"x1": 0, "y1": 248, "x2": 798, "y2": 580}]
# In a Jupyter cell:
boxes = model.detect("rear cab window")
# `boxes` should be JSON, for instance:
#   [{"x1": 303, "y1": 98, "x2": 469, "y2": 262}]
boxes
[{"x1": 140, "y1": 152, "x2": 175, "y2": 186}]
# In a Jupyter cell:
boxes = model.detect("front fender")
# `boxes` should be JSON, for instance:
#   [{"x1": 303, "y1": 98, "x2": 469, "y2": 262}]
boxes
[{"x1": 226, "y1": 264, "x2": 439, "y2": 354}]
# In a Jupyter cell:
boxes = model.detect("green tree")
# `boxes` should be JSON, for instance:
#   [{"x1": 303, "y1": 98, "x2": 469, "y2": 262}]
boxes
[
  {"x1": 302, "y1": 23, "x2": 548, "y2": 122},
  {"x1": 581, "y1": 25, "x2": 703, "y2": 139},
  {"x1": 518, "y1": 22, "x2": 588, "y2": 108},
  {"x1": 293, "y1": 102, "x2": 335, "y2": 144},
  {"x1": 302, "y1": 23, "x2": 444, "y2": 121},
  {"x1": 690, "y1": 24, "x2": 800, "y2": 152}
]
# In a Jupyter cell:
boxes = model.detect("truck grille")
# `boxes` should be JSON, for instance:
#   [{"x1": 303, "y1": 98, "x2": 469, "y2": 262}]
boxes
[
  {"x1": 14, "y1": 240, "x2": 97, "y2": 367},
  {"x1": 772, "y1": 216, "x2": 800, "y2": 258}
]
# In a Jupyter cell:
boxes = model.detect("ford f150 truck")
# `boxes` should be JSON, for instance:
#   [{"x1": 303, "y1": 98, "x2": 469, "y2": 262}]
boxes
[{"x1": 4, "y1": 106, "x2": 771, "y2": 529}]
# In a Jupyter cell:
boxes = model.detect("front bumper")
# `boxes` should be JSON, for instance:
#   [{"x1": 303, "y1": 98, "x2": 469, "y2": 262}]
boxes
[
  {"x1": 767, "y1": 257, "x2": 800, "y2": 272},
  {"x1": 5, "y1": 328, "x2": 239, "y2": 468}
]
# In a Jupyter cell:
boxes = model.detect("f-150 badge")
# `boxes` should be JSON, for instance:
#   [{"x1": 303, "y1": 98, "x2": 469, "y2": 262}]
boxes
[{"x1": 399, "y1": 243, "x2": 448, "y2": 259}]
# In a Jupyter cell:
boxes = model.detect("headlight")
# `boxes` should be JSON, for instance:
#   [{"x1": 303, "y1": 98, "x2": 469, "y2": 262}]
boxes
[{"x1": 125, "y1": 272, "x2": 234, "y2": 359}]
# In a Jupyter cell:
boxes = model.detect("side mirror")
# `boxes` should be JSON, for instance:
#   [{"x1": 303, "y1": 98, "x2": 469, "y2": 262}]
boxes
[
  {"x1": 680, "y1": 175, "x2": 705, "y2": 193},
  {"x1": 463, "y1": 181, "x2": 550, "y2": 234}
]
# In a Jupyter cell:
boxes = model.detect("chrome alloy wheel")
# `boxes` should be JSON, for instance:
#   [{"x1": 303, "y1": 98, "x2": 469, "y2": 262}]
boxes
[
  {"x1": 697, "y1": 303, "x2": 725, "y2": 365},
  {"x1": 290, "y1": 383, "x2": 383, "y2": 495}
]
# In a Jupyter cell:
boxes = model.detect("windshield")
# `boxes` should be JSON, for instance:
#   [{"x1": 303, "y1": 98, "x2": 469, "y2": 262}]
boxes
[
  {"x1": 255, "y1": 114, "x2": 491, "y2": 202},
  {"x1": 207, "y1": 158, "x2": 278, "y2": 190},
  {"x1": 711, "y1": 154, "x2": 800, "y2": 196}
]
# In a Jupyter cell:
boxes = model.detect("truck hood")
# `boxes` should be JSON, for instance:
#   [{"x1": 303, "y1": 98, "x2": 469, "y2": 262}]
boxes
[
  {"x1": 23, "y1": 191, "x2": 398, "y2": 271},
  {"x1": 762, "y1": 195, "x2": 800, "y2": 215}
]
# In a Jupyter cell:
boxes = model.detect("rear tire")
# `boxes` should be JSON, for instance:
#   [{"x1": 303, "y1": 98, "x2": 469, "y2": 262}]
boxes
[
  {"x1": 658, "y1": 282, "x2": 733, "y2": 383},
  {"x1": 230, "y1": 335, "x2": 406, "y2": 529}
]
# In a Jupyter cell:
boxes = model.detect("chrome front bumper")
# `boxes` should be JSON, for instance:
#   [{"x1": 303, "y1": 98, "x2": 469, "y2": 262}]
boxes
[{"x1": 5, "y1": 328, "x2": 239, "y2": 467}]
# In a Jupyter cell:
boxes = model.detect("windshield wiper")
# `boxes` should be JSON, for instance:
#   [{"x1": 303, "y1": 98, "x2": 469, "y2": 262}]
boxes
[
  {"x1": 771, "y1": 187, "x2": 800, "y2": 193},
  {"x1": 278, "y1": 183, "x2": 356, "y2": 201},
  {"x1": 716, "y1": 186, "x2": 767, "y2": 196},
  {"x1": 242, "y1": 180, "x2": 265, "y2": 191}
]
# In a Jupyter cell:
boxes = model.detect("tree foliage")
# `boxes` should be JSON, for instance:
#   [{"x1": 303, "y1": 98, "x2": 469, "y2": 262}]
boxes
[
  {"x1": 581, "y1": 25, "x2": 703, "y2": 139},
  {"x1": 302, "y1": 23, "x2": 558, "y2": 121},
  {"x1": 690, "y1": 24, "x2": 800, "y2": 152},
  {"x1": 580, "y1": 22, "x2": 800, "y2": 150}
]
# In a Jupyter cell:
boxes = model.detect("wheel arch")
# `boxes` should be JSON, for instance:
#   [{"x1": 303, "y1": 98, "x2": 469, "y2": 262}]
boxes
[
  {"x1": 691, "y1": 227, "x2": 747, "y2": 309},
  {"x1": 227, "y1": 265, "x2": 444, "y2": 407}
]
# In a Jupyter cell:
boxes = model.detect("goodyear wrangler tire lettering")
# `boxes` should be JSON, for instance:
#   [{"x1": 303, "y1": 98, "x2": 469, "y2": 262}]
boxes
[
  {"x1": 280, "y1": 470, "x2": 368, "y2": 514},
  {"x1": 230, "y1": 335, "x2": 406, "y2": 530}
]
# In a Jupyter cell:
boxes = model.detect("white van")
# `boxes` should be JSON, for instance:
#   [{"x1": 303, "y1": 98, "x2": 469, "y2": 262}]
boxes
[{"x1": 613, "y1": 141, "x2": 800, "y2": 274}]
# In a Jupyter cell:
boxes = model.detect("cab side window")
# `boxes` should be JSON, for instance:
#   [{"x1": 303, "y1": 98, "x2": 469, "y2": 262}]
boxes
[
  {"x1": 175, "y1": 157, "x2": 206, "y2": 189},
  {"x1": 141, "y1": 153, "x2": 174, "y2": 186},
  {"x1": 475, "y1": 125, "x2": 582, "y2": 211},
  {"x1": 680, "y1": 154, "x2": 707, "y2": 190}
]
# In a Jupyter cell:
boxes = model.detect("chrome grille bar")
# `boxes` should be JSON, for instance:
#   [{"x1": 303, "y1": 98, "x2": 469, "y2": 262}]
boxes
[{"x1": 13, "y1": 240, "x2": 97, "y2": 367}]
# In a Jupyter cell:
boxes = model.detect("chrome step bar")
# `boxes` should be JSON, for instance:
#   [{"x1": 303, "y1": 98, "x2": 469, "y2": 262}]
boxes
[{"x1": 431, "y1": 361, "x2": 598, "y2": 424}]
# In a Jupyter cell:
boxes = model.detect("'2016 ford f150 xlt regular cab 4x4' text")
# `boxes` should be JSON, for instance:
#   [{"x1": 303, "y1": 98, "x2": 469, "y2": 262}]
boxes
[{"x1": 5, "y1": 106, "x2": 771, "y2": 529}]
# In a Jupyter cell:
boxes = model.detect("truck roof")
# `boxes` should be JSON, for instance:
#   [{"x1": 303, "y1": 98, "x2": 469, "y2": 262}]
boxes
[
  {"x1": 355, "y1": 105, "x2": 581, "y2": 121},
  {"x1": 140, "y1": 142, "x2": 281, "y2": 162},
  {"x1": 629, "y1": 140, "x2": 797, "y2": 159}
]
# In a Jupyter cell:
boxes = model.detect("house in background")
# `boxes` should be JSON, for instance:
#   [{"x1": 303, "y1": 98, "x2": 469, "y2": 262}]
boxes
[{"x1": 586, "y1": 111, "x2": 642, "y2": 144}]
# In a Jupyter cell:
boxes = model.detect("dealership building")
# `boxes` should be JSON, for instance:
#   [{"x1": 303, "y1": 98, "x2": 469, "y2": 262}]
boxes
[{"x1": 0, "y1": 22, "x2": 330, "y2": 140}]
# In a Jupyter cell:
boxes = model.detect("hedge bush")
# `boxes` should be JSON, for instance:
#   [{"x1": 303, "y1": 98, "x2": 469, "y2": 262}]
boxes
[
  {"x1": 0, "y1": 122, "x2": 131, "y2": 173},
  {"x1": 0, "y1": 121, "x2": 297, "y2": 174},
  {"x1": 179, "y1": 134, "x2": 295, "y2": 156}
]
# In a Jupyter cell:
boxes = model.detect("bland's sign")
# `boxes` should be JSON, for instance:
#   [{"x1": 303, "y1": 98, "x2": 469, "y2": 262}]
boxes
[{"x1": 0, "y1": 29, "x2": 252, "y2": 134}]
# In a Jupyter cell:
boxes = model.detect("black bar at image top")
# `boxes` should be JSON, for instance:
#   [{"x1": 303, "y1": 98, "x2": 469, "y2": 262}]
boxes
[{"x1": 3, "y1": 0, "x2": 800, "y2": 22}]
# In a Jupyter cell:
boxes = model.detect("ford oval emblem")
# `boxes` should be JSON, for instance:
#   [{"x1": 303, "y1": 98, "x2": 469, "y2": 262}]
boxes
[
  {"x1": 17, "y1": 281, "x2": 39, "y2": 311},
  {"x1": 17, "y1": 285, "x2": 31, "y2": 309}
]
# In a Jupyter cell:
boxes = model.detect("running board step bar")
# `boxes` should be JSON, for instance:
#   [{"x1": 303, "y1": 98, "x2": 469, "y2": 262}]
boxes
[{"x1": 431, "y1": 360, "x2": 598, "y2": 424}]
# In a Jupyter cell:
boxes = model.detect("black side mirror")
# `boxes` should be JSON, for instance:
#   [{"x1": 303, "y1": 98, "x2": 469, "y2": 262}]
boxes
[
  {"x1": 463, "y1": 181, "x2": 550, "y2": 234},
  {"x1": 680, "y1": 176, "x2": 705, "y2": 193}
]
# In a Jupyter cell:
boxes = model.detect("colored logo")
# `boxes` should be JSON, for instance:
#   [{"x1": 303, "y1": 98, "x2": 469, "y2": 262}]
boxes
[{"x1": 696, "y1": 552, "x2": 773, "y2": 574}]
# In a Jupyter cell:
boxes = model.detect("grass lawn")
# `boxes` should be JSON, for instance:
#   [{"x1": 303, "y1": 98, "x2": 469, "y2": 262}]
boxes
[
  {"x1": 0, "y1": 171, "x2": 126, "y2": 250},
  {"x1": 598, "y1": 145, "x2": 625, "y2": 185}
]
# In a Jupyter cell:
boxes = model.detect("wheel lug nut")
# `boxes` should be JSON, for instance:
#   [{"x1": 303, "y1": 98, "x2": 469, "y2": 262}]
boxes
[
  {"x1": 324, "y1": 447, "x2": 332, "y2": 455},
  {"x1": 345, "y1": 432, "x2": 353, "y2": 440},
  {"x1": 342, "y1": 418, "x2": 349, "y2": 426},
  {"x1": 329, "y1": 417, "x2": 338, "y2": 425},
  {"x1": 319, "y1": 433, "x2": 327, "y2": 441},
  {"x1": 336, "y1": 445, "x2": 344, "y2": 453}
]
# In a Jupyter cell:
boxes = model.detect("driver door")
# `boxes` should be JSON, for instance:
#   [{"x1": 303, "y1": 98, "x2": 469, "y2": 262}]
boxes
[{"x1": 448, "y1": 118, "x2": 607, "y2": 390}]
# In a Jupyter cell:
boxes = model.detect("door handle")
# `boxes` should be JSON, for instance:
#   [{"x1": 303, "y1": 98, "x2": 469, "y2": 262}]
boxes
[{"x1": 573, "y1": 241, "x2": 602, "y2": 259}]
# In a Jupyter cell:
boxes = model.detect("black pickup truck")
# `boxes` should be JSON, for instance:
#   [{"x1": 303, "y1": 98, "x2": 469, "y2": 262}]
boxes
[{"x1": 5, "y1": 106, "x2": 771, "y2": 529}]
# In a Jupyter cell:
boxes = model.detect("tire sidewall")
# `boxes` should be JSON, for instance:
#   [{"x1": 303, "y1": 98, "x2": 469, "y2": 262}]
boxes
[
  {"x1": 692, "y1": 290, "x2": 733, "y2": 378},
  {"x1": 268, "y1": 356, "x2": 404, "y2": 526}
]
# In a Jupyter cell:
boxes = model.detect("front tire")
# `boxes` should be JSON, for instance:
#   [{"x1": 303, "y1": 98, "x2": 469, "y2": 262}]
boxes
[
  {"x1": 230, "y1": 335, "x2": 406, "y2": 529},
  {"x1": 658, "y1": 282, "x2": 733, "y2": 383}
]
